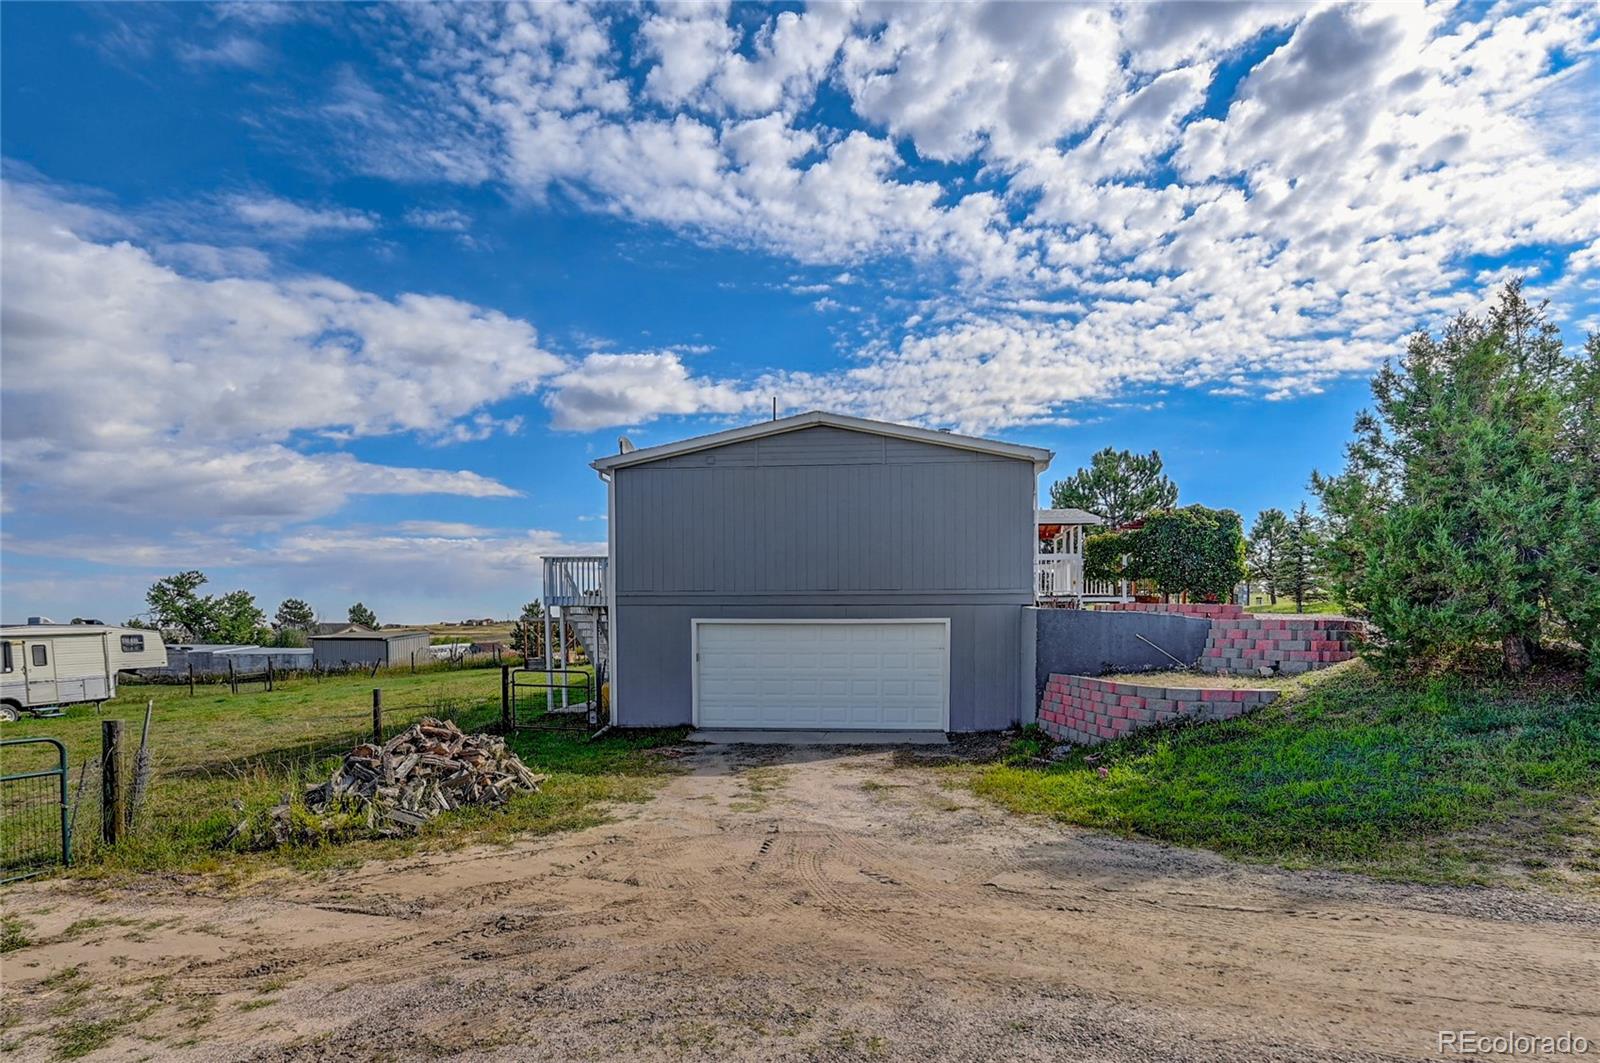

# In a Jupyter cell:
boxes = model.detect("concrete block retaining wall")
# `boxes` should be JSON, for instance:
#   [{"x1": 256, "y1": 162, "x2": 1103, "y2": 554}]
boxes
[
  {"x1": 1038, "y1": 674, "x2": 1280, "y2": 747},
  {"x1": 1090, "y1": 602, "x2": 1363, "y2": 676},
  {"x1": 1198, "y1": 616, "x2": 1360, "y2": 675},
  {"x1": 1097, "y1": 602, "x2": 1248, "y2": 620}
]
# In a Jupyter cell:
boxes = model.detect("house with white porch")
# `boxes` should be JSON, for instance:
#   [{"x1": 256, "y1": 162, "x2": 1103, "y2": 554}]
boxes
[{"x1": 1035, "y1": 508, "x2": 1132, "y2": 605}]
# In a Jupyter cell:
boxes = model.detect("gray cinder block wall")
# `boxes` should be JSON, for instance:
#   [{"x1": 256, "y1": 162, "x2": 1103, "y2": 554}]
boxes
[{"x1": 1033, "y1": 608, "x2": 1211, "y2": 703}]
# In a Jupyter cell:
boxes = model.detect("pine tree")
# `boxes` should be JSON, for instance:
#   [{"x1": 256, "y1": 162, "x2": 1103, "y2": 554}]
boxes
[
  {"x1": 274, "y1": 598, "x2": 315, "y2": 631},
  {"x1": 1314, "y1": 280, "x2": 1599, "y2": 674},
  {"x1": 509, "y1": 602, "x2": 545, "y2": 661},
  {"x1": 1049, "y1": 447, "x2": 1177, "y2": 526},
  {"x1": 1248, "y1": 508, "x2": 1289, "y2": 604},
  {"x1": 1277, "y1": 504, "x2": 1321, "y2": 613},
  {"x1": 348, "y1": 602, "x2": 378, "y2": 629}
]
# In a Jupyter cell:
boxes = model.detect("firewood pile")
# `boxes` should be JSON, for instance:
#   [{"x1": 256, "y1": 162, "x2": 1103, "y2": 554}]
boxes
[{"x1": 230, "y1": 718, "x2": 545, "y2": 848}]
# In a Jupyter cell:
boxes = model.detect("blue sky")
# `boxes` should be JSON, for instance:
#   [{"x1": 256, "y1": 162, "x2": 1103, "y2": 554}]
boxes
[{"x1": 2, "y1": 1, "x2": 1596, "y2": 625}]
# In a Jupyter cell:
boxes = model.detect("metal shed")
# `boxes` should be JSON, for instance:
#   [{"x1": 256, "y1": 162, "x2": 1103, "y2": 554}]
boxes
[
  {"x1": 310, "y1": 630, "x2": 432, "y2": 670},
  {"x1": 588, "y1": 411, "x2": 1051, "y2": 733}
]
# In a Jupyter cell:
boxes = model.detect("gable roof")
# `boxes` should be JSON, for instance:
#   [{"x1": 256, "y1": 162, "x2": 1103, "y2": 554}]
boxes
[
  {"x1": 309, "y1": 630, "x2": 425, "y2": 642},
  {"x1": 590, "y1": 411, "x2": 1053, "y2": 473},
  {"x1": 1037, "y1": 508, "x2": 1105, "y2": 525}
]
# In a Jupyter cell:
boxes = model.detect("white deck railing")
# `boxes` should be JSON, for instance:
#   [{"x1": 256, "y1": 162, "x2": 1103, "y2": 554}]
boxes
[
  {"x1": 1035, "y1": 555, "x2": 1131, "y2": 601},
  {"x1": 543, "y1": 556, "x2": 608, "y2": 608}
]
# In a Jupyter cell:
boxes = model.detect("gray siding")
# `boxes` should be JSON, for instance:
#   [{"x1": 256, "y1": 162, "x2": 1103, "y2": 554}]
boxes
[
  {"x1": 386, "y1": 632, "x2": 433, "y2": 664},
  {"x1": 611, "y1": 424, "x2": 1038, "y2": 730},
  {"x1": 1033, "y1": 609, "x2": 1211, "y2": 702},
  {"x1": 614, "y1": 426, "x2": 1034, "y2": 597},
  {"x1": 311, "y1": 632, "x2": 431, "y2": 669},
  {"x1": 616, "y1": 603, "x2": 1027, "y2": 731}
]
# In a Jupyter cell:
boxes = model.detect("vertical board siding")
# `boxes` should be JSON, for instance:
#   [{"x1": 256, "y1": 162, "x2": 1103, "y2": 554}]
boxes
[
  {"x1": 756, "y1": 425, "x2": 886, "y2": 465},
  {"x1": 614, "y1": 427, "x2": 1033, "y2": 596},
  {"x1": 611, "y1": 424, "x2": 1037, "y2": 729}
]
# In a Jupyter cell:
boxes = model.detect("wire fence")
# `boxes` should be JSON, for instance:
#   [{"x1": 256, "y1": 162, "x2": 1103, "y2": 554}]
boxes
[
  {"x1": 0, "y1": 665, "x2": 598, "y2": 879},
  {"x1": 127, "y1": 651, "x2": 534, "y2": 688},
  {"x1": 0, "y1": 738, "x2": 69, "y2": 882}
]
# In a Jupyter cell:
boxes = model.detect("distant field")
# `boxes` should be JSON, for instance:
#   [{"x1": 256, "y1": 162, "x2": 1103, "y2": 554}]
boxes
[{"x1": 385, "y1": 622, "x2": 518, "y2": 645}]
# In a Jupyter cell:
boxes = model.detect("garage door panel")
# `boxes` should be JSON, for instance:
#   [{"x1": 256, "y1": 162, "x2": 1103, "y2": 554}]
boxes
[{"x1": 696, "y1": 621, "x2": 948, "y2": 730}]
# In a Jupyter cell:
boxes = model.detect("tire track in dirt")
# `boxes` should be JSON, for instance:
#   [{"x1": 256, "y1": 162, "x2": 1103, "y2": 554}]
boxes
[{"x1": 5, "y1": 744, "x2": 1597, "y2": 1063}]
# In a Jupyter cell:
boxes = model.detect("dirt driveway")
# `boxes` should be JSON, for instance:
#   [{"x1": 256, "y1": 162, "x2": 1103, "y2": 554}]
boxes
[{"x1": 4, "y1": 744, "x2": 1598, "y2": 1061}]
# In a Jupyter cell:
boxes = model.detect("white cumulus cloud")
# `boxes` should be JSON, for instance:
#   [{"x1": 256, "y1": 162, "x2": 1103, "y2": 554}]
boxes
[{"x1": 1, "y1": 181, "x2": 561, "y2": 525}]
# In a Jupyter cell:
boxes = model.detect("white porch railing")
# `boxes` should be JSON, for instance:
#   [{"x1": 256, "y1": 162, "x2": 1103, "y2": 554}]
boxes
[
  {"x1": 1035, "y1": 555, "x2": 1131, "y2": 601},
  {"x1": 543, "y1": 556, "x2": 608, "y2": 608}
]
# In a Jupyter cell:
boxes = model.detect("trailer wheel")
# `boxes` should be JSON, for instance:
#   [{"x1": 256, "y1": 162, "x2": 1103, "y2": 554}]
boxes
[{"x1": 0, "y1": 702, "x2": 19, "y2": 723}]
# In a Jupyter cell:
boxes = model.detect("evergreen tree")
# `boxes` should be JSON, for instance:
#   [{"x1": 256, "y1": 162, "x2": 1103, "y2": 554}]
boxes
[
  {"x1": 1314, "y1": 280, "x2": 1599, "y2": 674},
  {"x1": 1277, "y1": 503, "x2": 1322, "y2": 613},
  {"x1": 1248, "y1": 508, "x2": 1290, "y2": 604},
  {"x1": 1049, "y1": 447, "x2": 1177, "y2": 526},
  {"x1": 274, "y1": 598, "x2": 315, "y2": 631},
  {"x1": 509, "y1": 601, "x2": 545, "y2": 660},
  {"x1": 348, "y1": 602, "x2": 378, "y2": 629}
]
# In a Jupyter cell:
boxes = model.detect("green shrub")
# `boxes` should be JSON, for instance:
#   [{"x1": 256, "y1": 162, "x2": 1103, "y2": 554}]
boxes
[{"x1": 1085, "y1": 504, "x2": 1247, "y2": 602}]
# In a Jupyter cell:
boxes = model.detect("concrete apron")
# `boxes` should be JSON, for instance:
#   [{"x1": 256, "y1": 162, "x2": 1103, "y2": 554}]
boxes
[{"x1": 686, "y1": 729, "x2": 949, "y2": 746}]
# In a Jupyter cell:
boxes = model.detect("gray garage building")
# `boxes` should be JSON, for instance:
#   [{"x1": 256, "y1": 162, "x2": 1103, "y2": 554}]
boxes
[
  {"x1": 310, "y1": 630, "x2": 432, "y2": 670},
  {"x1": 588, "y1": 411, "x2": 1051, "y2": 732}
]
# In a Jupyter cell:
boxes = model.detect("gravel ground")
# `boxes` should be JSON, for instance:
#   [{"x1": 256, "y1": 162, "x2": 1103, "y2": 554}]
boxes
[{"x1": 3, "y1": 744, "x2": 1596, "y2": 1061}]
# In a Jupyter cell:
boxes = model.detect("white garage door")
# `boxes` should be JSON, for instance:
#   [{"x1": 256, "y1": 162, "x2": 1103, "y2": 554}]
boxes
[{"x1": 693, "y1": 620, "x2": 949, "y2": 731}]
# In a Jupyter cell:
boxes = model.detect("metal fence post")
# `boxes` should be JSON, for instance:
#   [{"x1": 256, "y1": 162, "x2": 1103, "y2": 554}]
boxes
[
  {"x1": 59, "y1": 739, "x2": 72, "y2": 867},
  {"x1": 102, "y1": 720, "x2": 125, "y2": 846},
  {"x1": 501, "y1": 664, "x2": 511, "y2": 731},
  {"x1": 372, "y1": 688, "x2": 383, "y2": 744}
]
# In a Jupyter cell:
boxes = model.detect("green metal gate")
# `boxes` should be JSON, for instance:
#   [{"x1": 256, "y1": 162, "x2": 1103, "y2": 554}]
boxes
[{"x1": 1, "y1": 737, "x2": 72, "y2": 883}]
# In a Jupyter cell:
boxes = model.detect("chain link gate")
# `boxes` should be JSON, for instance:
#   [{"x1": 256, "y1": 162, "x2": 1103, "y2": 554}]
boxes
[{"x1": 1, "y1": 737, "x2": 72, "y2": 883}]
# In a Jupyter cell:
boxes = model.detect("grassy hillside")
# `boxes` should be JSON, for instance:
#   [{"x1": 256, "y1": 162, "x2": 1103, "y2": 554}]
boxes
[{"x1": 971, "y1": 663, "x2": 1600, "y2": 888}]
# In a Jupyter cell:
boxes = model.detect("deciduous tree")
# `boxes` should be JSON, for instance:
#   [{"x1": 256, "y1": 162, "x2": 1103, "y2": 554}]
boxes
[
  {"x1": 144, "y1": 571, "x2": 266, "y2": 643},
  {"x1": 1084, "y1": 504, "x2": 1246, "y2": 603}
]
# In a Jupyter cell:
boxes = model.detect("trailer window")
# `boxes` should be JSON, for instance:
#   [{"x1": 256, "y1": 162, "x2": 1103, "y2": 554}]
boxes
[
  {"x1": 31, "y1": 644, "x2": 48, "y2": 667},
  {"x1": 2, "y1": 643, "x2": 11, "y2": 673},
  {"x1": 121, "y1": 634, "x2": 145, "y2": 653}
]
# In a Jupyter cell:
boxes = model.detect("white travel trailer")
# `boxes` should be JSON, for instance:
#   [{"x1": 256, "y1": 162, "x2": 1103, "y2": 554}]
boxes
[{"x1": 0, "y1": 624, "x2": 168, "y2": 721}]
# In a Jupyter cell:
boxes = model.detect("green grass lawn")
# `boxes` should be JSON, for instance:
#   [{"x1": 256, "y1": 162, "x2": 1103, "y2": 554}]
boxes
[
  {"x1": 1, "y1": 666, "x2": 685, "y2": 884},
  {"x1": 970, "y1": 662, "x2": 1600, "y2": 888},
  {"x1": 1246, "y1": 599, "x2": 1347, "y2": 614}
]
